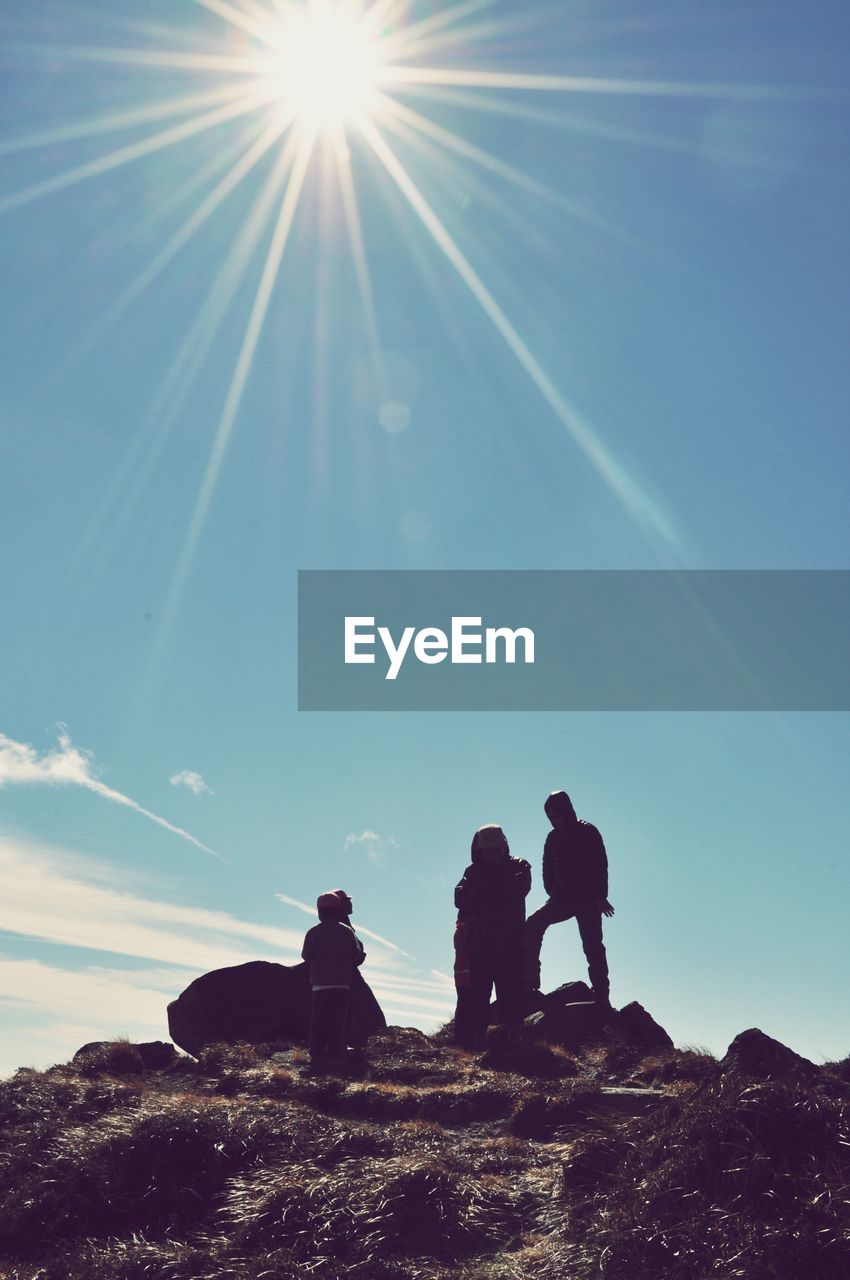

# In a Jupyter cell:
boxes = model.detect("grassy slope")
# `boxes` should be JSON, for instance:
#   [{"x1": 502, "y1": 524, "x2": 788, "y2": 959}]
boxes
[{"x1": 0, "y1": 1029, "x2": 848, "y2": 1279}]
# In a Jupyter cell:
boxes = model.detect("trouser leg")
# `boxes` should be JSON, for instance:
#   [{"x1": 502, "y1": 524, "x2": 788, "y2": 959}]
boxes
[
  {"x1": 464, "y1": 958, "x2": 494, "y2": 1050},
  {"x1": 453, "y1": 988, "x2": 474, "y2": 1049},
  {"x1": 325, "y1": 989, "x2": 351, "y2": 1056},
  {"x1": 524, "y1": 898, "x2": 576, "y2": 988},
  {"x1": 576, "y1": 910, "x2": 609, "y2": 1000},
  {"x1": 453, "y1": 921, "x2": 473, "y2": 1047},
  {"x1": 310, "y1": 989, "x2": 350, "y2": 1058},
  {"x1": 492, "y1": 949, "x2": 524, "y2": 1027},
  {"x1": 310, "y1": 990, "x2": 331, "y2": 1059}
]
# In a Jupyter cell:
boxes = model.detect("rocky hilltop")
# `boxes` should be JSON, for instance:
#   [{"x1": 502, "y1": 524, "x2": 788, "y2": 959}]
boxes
[{"x1": 0, "y1": 994, "x2": 847, "y2": 1279}]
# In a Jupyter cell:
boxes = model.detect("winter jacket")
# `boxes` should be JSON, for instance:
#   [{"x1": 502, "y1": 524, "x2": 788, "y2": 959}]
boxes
[
  {"x1": 301, "y1": 920, "x2": 366, "y2": 988},
  {"x1": 454, "y1": 855, "x2": 531, "y2": 956},
  {"x1": 542, "y1": 820, "x2": 608, "y2": 901}
]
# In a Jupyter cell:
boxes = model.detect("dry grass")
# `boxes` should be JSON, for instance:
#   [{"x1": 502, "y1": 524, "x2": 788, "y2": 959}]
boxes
[
  {"x1": 553, "y1": 1076, "x2": 850, "y2": 1279},
  {"x1": 1, "y1": 1033, "x2": 848, "y2": 1279}
]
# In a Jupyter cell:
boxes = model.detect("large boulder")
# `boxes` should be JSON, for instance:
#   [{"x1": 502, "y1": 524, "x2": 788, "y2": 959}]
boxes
[
  {"x1": 167, "y1": 960, "x2": 386, "y2": 1056},
  {"x1": 721, "y1": 1028, "x2": 817, "y2": 1081},
  {"x1": 525, "y1": 1001, "x2": 609, "y2": 1049},
  {"x1": 505, "y1": 982, "x2": 593, "y2": 1022},
  {"x1": 523, "y1": 991, "x2": 673, "y2": 1054},
  {"x1": 544, "y1": 981, "x2": 594, "y2": 1008}
]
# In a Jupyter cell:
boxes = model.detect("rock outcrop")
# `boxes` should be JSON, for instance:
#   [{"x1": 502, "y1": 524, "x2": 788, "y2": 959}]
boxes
[
  {"x1": 73, "y1": 1039, "x2": 179, "y2": 1071},
  {"x1": 493, "y1": 979, "x2": 674, "y2": 1053},
  {"x1": 616, "y1": 1001, "x2": 674, "y2": 1050},
  {"x1": 525, "y1": 1001, "x2": 607, "y2": 1049},
  {"x1": 167, "y1": 960, "x2": 386, "y2": 1056},
  {"x1": 721, "y1": 1027, "x2": 817, "y2": 1081}
]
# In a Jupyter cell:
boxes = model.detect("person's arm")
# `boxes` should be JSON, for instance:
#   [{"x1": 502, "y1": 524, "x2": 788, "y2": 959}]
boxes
[
  {"x1": 542, "y1": 839, "x2": 555, "y2": 897},
  {"x1": 592, "y1": 828, "x2": 613, "y2": 915},
  {"x1": 596, "y1": 829, "x2": 609, "y2": 899},
  {"x1": 514, "y1": 857, "x2": 532, "y2": 899},
  {"x1": 352, "y1": 931, "x2": 366, "y2": 967},
  {"x1": 301, "y1": 927, "x2": 315, "y2": 962},
  {"x1": 454, "y1": 866, "x2": 477, "y2": 916}
]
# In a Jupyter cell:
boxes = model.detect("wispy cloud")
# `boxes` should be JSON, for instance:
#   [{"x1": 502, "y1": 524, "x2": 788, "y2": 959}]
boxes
[
  {"x1": 0, "y1": 836, "x2": 439, "y2": 984},
  {"x1": 0, "y1": 959, "x2": 173, "y2": 1077},
  {"x1": 0, "y1": 728, "x2": 219, "y2": 858},
  {"x1": 170, "y1": 769, "x2": 214, "y2": 796},
  {"x1": 0, "y1": 958, "x2": 168, "y2": 1031},
  {"x1": 345, "y1": 829, "x2": 390, "y2": 847},
  {"x1": 0, "y1": 836, "x2": 454, "y2": 1073},
  {"x1": 430, "y1": 969, "x2": 456, "y2": 988},
  {"x1": 344, "y1": 829, "x2": 399, "y2": 865},
  {"x1": 275, "y1": 892, "x2": 321, "y2": 919},
  {"x1": 0, "y1": 836, "x2": 303, "y2": 973}
]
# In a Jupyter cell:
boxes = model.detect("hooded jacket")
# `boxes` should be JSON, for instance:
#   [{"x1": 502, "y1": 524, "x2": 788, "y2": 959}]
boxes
[
  {"x1": 301, "y1": 919, "x2": 365, "y2": 988},
  {"x1": 542, "y1": 819, "x2": 608, "y2": 901},
  {"x1": 454, "y1": 828, "x2": 531, "y2": 956}
]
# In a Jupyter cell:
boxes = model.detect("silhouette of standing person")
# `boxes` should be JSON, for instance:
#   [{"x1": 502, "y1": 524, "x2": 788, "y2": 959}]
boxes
[
  {"x1": 302, "y1": 890, "x2": 365, "y2": 1069},
  {"x1": 453, "y1": 825, "x2": 531, "y2": 1049},
  {"x1": 525, "y1": 792, "x2": 614, "y2": 1008}
]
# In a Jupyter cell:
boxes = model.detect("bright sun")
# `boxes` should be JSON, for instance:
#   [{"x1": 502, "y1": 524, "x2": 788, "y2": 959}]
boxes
[
  {"x1": 0, "y1": 0, "x2": 705, "y2": 580},
  {"x1": 267, "y1": 3, "x2": 385, "y2": 134}
]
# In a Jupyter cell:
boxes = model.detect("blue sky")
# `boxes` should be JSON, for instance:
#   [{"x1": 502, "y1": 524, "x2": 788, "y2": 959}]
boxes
[{"x1": 1, "y1": 0, "x2": 848, "y2": 1077}]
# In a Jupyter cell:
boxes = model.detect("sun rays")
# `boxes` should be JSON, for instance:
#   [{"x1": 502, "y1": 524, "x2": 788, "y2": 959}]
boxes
[{"x1": 2, "y1": 0, "x2": 789, "y2": 624}]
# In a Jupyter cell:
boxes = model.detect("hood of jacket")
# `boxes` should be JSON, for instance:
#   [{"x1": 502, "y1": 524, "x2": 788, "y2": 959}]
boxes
[
  {"x1": 471, "y1": 824, "x2": 510, "y2": 863},
  {"x1": 544, "y1": 791, "x2": 577, "y2": 825}
]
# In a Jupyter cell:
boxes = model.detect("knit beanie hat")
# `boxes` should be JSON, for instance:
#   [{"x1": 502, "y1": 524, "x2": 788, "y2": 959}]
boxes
[{"x1": 317, "y1": 891, "x2": 343, "y2": 914}]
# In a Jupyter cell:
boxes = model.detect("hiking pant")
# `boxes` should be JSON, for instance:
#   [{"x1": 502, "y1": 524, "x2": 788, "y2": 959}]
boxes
[
  {"x1": 525, "y1": 898, "x2": 609, "y2": 999},
  {"x1": 310, "y1": 988, "x2": 351, "y2": 1059},
  {"x1": 454, "y1": 948, "x2": 524, "y2": 1050}
]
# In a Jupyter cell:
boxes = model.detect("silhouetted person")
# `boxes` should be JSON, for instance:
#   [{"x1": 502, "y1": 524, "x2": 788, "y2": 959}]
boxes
[
  {"x1": 302, "y1": 890, "x2": 365, "y2": 1067},
  {"x1": 525, "y1": 792, "x2": 614, "y2": 1007},
  {"x1": 453, "y1": 825, "x2": 531, "y2": 1050}
]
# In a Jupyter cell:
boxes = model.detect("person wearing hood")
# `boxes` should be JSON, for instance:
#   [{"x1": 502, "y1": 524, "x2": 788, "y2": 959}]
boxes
[
  {"x1": 301, "y1": 889, "x2": 365, "y2": 1067},
  {"x1": 525, "y1": 791, "x2": 614, "y2": 1007},
  {"x1": 453, "y1": 825, "x2": 531, "y2": 1049}
]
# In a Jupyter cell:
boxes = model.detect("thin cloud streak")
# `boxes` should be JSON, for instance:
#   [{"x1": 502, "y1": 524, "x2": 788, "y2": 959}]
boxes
[
  {"x1": 0, "y1": 729, "x2": 219, "y2": 858},
  {"x1": 275, "y1": 892, "x2": 411, "y2": 958},
  {"x1": 0, "y1": 838, "x2": 423, "y2": 982},
  {"x1": 0, "y1": 839, "x2": 452, "y2": 1071},
  {"x1": 0, "y1": 837, "x2": 303, "y2": 972}
]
